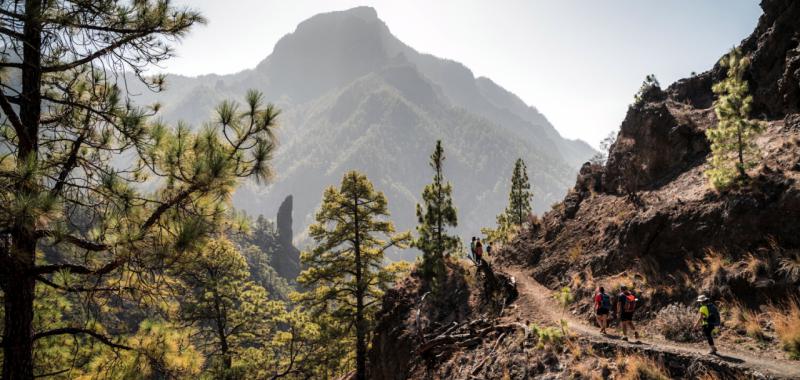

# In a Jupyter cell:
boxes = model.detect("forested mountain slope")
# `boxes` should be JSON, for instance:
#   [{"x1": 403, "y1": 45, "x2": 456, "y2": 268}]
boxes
[{"x1": 128, "y1": 7, "x2": 595, "y2": 253}]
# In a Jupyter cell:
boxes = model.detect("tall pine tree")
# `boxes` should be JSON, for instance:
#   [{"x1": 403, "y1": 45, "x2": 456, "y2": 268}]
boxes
[
  {"x1": 296, "y1": 171, "x2": 410, "y2": 380},
  {"x1": 414, "y1": 140, "x2": 458, "y2": 280},
  {"x1": 706, "y1": 47, "x2": 764, "y2": 189},
  {"x1": 505, "y1": 158, "x2": 533, "y2": 226},
  {"x1": 0, "y1": 3, "x2": 282, "y2": 378}
]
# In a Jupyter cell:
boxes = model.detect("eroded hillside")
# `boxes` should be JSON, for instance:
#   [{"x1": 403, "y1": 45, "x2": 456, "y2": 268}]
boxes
[{"x1": 367, "y1": 0, "x2": 800, "y2": 378}]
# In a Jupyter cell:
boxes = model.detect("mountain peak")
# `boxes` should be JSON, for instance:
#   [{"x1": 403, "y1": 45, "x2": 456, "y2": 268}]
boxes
[
  {"x1": 254, "y1": 6, "x2": 395, "y2": 102},
  {"x1": 333, "y1": 6, "x2": 379, "y2": 21}
]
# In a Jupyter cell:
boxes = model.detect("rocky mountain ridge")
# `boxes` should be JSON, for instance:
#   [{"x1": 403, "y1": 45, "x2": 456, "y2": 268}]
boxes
[{"x1": 128, "y1": 7, "x2": 595, "y2": 255}]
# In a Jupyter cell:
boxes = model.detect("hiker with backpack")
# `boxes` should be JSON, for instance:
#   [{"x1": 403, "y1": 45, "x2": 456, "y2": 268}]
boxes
[
  {"x1": 593, "y1": 286, "x2": 611, "y2": 334},
  {"x1": 694, "y1": 295, "x2": 720, "y2": 355},
  {"x1": 469, "y1": 237, "x2": 477, "y2": 262},
  {"x1": 616, "y1": 285, "x2": 639, "y2": 342},
  {"x1": 486, "y1": 242, "x2": 493, "y2": 257},
  {"x1": 475, "y1": 239, "x2": 484, "y2": 266}
]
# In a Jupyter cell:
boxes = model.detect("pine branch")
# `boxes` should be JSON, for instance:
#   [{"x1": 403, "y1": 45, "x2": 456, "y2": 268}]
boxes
[
  {"x1": 42, "y1": 32, "x2": 151, "y2": 73},
  {"x1": 0, "y1": 86, "x2": 23, "y2": 135},
  {"x1": 34, "y1": 256, "x2": 124, "y2": 276},
  {"x1": 33, "y1": 328, "x2": 132, "y2": 350},
  {"x1": 35, "y1": 230, "x2": 109, "y2": 252}
]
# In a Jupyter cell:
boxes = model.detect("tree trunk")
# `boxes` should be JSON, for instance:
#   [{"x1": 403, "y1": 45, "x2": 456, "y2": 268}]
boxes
[
  {"x1": 353, "y1": 185, "x2": 366, "y2": 380},
  {"x1": 4, "y1": 1, "x2": 43, "y2": 378},
  {"x1": 212, "y1": 290, "x2": 233, "y2": 378},
  {"x1": 737, "y1": 123, "x2": 746, "y2": 178},
  {"x1": 3, "y1": 239, "x2": 36, "y2": 380}
]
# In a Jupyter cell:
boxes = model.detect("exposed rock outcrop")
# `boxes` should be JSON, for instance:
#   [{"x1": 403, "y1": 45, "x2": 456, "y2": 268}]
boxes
[{"x1": 272, "y1": 195, "x2": 302, "y2": 280}]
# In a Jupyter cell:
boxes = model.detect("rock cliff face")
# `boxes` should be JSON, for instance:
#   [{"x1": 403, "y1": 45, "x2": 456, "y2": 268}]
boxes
[
  {"x1": 273, "y1": 195, "x2": 301, "y2": 280},
  {"x1": 507, "y1": 0, "x2": 800, "y2": 310}
]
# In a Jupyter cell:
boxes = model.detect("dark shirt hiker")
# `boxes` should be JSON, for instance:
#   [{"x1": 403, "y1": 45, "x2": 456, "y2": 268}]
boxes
[{"x1": 616, "y1": 286, "x2": 639, "y2": 341}]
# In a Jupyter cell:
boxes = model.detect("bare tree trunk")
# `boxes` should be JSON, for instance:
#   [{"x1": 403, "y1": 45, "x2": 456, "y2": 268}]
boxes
[
  {"x1": 212, "y1": 291, "x2": 233, "y2": 378},
  {"x1": 4, "y1": 1, "x2": 44, "y2": 379},
  {"x1": 737, "y1": 123, "x2": 746, "y2": 178},
  {"x1": 3, "y1": 241, "x2": 36, "y2": 380}
]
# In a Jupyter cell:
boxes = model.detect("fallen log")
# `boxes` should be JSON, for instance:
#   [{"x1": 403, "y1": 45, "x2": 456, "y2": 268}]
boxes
[{"x1": 416, "y1": 321, "x2": 529, "y2": 355}]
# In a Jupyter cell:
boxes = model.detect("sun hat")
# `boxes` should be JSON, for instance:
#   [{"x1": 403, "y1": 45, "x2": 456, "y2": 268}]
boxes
[{"x1": 696, "y1": 295, "x2": 709, "y2": 303}]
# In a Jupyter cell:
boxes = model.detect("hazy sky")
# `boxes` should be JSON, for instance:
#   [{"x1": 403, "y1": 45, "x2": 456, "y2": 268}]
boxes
[{"x1": 165, "y1": 0, "x2": 761, "y2": 147}]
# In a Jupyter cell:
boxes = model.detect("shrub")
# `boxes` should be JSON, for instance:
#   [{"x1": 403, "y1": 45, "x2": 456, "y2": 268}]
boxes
[
  {"x1": 726, "y1": 301, "x2": 765, "y2": 340},
  {"x1": 778, "y1": 253, "x2": 800, "y2": 283},
  {"x1": 632, "y1": 74, "x2": 661, "y2": 107},
  {"x1": 654, "y1": 303, "x2": 700, "y2": 342},
  {"x1": 567, "y1": 244, "x2": 583, "y2": 262},
  {"x1": 768, "y1": 299, "x2": 800, "y2": 359},
  {"x1": 617, "y1": 354, "x2": 670, "y2": 380},
  {"x1": 530, "y1": 324, "x2": 566, "y2": 351}
]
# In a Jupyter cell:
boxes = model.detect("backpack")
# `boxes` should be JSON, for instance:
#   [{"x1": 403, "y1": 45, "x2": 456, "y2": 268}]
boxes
[
  {"x1": 623, "y1": 293, "x2": 637, "y2": 313},
  {"x1": 706, "y1": 303, "x2": 721, "y2": 327},
  {"x1": 599, "y1": 293, "x2": 611, "y2": 309}
]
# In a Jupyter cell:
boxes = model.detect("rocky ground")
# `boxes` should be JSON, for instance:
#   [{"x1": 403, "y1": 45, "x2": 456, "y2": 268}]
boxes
[{"x1": 367, "y1": 258, "x2": 800, "y2": 379}]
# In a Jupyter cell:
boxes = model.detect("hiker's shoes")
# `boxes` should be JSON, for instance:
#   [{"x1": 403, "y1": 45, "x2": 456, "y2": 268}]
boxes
[
  {"x1": 621, "y1": 336, "x2": 628, "y2": 342},
  {"x1": 709, "y1": 347, "x2": 718, "y2": 355}
]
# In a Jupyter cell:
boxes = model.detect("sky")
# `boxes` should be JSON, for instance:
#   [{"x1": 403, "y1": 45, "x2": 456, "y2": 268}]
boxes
[{"x1": 165, "y1": 0, "x2": 762, "y2": 148}]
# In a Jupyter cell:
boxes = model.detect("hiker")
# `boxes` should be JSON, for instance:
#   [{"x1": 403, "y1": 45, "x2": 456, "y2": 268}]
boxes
[
  {"x1": 694, "y1": 295, "x2": 720, "y2": 355},
  {"x1": 469, "y1": 236, "x2": 477, "y2": 262},
  {"x1": 616, "y1": 285, "x2": 639, "y2": 342},
  {"x1": 593, "y1": 286, "x2": 611, "y2": 334},
  {"x1": 486, "y1": 242, "x2": 493, "y2": 257},
  {"x1": 475, "y1": 239, "x2": 484, "y2": 266}
]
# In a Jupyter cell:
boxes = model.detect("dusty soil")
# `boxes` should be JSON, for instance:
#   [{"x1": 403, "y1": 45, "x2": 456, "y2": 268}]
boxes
[{"x1": 500, "y1": 264, "x2": 800, "y2": 379}]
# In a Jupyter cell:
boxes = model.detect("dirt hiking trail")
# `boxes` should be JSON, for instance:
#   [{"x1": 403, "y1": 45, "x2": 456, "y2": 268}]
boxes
[{"x1": 499, "y1": 265, "x2": 800, "y2": 379}]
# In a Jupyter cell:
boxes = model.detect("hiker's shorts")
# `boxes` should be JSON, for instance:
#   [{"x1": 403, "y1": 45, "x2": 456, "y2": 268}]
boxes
[
  {"x1": 596, "y1": 307, "x2": 609, "y2": 316},
  {"x1": 620, "y1": 311, "x2": 634, "y2": 321}
]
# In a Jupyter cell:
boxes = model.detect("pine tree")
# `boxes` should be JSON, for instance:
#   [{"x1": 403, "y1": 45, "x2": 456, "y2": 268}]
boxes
[
  {"x1": 633, "y1": 74, "x2": 661, "y2": 107},
  {"x1": 296, "y1": 171, "x2": 410, "y2": 380},
  {"x1": 414, "y1": 140, "x2": 458, "y2": 280},
  {"x1": 177, "y1": 238, "x2": 285, "y2": 379},
  {"x1": 706, "y1": 48, "x2": 764, "y2": 189},
  {"x1": 0, "y1": 3, "x2": 281, "y2": 378},
  {"x1": 505, "y1": 158, "x2": 533, "y2": 226}
]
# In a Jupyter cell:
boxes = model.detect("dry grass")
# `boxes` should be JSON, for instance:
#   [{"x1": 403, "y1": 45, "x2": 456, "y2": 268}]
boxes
[
  {"x1": 742, "y1": 253, "x2": 768, "y2": 283},
  {"x1": 569, "y1": 269, "x2": 596, "y2": 295},
  {"x1": 767, "y1": 298, "x2": 800, "y2": 359},
  {"x1": 694, "y1": 371, "x2": 722, "y2": 380},
  {"x1": 616, "y1": 354, "x2": 670, "y2": 380},
  {"x1": 570, "y1": 357, "x2": 604, "y2": 380},
  {"x1": 778, "y1": 252, "x2": 800, "y2": 283},
  {"x1": 687, "y1": 249, "x2": 730, "y2": 291},
  {"x1": 567, "y1": 244, "x2": 584, "y2": 263},
  {"x1": 603, "y1": 272, "x2": 646, "y2": 294},
  {"x1": 728, "y1": 301, "x2": 767, "y2": 341},
  {"x1": 610, "y1": 209, "x2": 632, "y2": 226}
]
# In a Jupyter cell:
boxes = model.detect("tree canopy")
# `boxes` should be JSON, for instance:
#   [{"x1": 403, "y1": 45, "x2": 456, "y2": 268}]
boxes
[
  {"x1": 706, "y1": 47, "x2": 764, "y2": 189},
  {"x1": 296, "y1": 171, "x2": 410, "y2": 380},
  {"x1": 505, "y1": 158, "x2": 533, "y2": 226},
  {"x1": 0, "y1": 2, "x2": 281, "y2": 378},
  {"x1": 414, "y1": 140, "x2": 458, "y2": 280}
]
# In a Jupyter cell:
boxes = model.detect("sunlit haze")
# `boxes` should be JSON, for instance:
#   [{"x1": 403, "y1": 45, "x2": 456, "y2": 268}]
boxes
[{"x1": 165, "y1": 0, "x2": 761, "y2": 147}]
